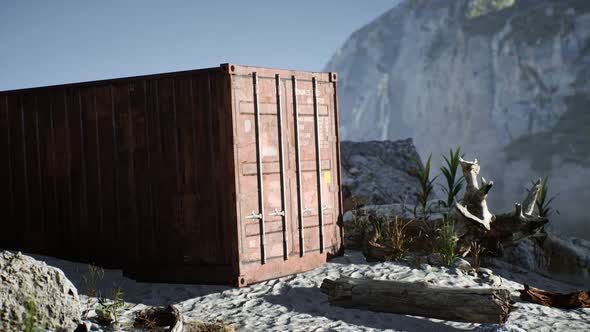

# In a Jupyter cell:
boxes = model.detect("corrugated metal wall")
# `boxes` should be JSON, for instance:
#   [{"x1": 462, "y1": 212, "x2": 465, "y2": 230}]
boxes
[
  {"x1": 0, "y1": 64, "x2": 342, "y2": 286},
  {"x1": 0, "y1": 68, "x2": 238, "y2": 275}
]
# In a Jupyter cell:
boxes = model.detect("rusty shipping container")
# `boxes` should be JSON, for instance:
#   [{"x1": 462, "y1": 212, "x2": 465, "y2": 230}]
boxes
[{"x1": 0, "y1": 64, "x2": 344, "y2": 286}]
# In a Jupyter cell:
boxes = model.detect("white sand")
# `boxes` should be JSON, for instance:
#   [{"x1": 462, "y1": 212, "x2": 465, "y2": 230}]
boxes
[{"x1": 27, "y1": 251, "x2": 590, "y2": 331}]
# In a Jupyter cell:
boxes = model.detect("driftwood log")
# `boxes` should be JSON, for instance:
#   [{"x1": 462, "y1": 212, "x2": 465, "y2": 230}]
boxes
[
  {"x1": 320, "y1": 277, "x2": 512, "y2": 323},
  {"x1": 452, "y1": 158, "x2": 549, "y2": 254},
  {"x1": 520, "y1": 284, "x2": 590, "y2": 309}
]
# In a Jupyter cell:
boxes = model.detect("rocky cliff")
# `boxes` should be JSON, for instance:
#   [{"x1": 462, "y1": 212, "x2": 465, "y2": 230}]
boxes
[{"x1": 326, "y1": 0, "x2": 590, "y2": 239}]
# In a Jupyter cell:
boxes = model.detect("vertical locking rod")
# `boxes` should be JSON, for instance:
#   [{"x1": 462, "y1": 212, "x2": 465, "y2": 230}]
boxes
[
  {"x1": 252, "y1": 72, "x2": 266, "y2": 264},
  {"x1": 312, "y1": 78, "x2": 325, "y2": 253},
  {"x1": 275, "y1": 74, "x2": 289, "y2": 260},
  {"x1": 292, "y1": 76, "x2": 305, "y2": 257}
]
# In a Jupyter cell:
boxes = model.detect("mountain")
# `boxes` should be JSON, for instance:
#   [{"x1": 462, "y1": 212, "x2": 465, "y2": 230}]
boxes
[{"x1": 325, "y1": 0, "x2": 590, "y2": 239}]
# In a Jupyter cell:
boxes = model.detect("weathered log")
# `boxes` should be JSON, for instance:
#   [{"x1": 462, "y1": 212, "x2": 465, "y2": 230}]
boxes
[
  {"x1": 519, "y1": 284, "x2": 590, "y2": 309},
  {"x1": 320, "y1": 277, "x2": 512, "y2": 323},
  {"x1": 451, "y1": 159, "x2": 549, "y2": 254},
  {"x1": 491, "y1": 203, "x2": 548, "y2": 244}
]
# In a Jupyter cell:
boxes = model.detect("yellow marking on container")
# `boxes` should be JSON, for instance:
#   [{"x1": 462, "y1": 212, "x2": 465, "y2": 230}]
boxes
[{"x1": 324, "y1": 171, "x2": 331, "y2": 184}]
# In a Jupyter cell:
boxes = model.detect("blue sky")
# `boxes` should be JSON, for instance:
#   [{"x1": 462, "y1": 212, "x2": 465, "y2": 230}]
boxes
[{"x1": 0, "y1": 0, "x2": 399, "y2": 91}]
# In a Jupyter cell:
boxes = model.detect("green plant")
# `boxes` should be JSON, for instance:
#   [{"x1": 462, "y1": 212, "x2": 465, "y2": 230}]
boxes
[
  {"x1": 82, "y1": 263, "x2": 104, "y2": 319},
  {"x1": 437, "y1": 215, "x2": 458, "y2": 267},
  {"x1": 439, "y1": 147, "x2": 465, "y2": 208},
  {"x1": 369, "y1": 214, "x2": 388, "y2": 244},
  {"x1": 23, "y1": 297, "x2": 38, "y2": 332},
  {"x1": 411, "y1": 153, "x2": 438, "y2": 214},
  {"x1": 97, "y1": 285, "x2": 126, "y2": 325},
  {"x1": 533, "y1": 176, "x2": 560, "y2": 217},
  {"x1": 385, "y1": 216, "x2": 414, "y2": 260},
  {"x1": 348, "y1": 197, "x2": 371, "y2": 248}
]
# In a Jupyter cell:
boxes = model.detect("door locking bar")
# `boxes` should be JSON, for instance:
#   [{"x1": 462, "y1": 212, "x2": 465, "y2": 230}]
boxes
[
  {"x1": 268, "y1": 208, "x2": 285, "y2": 217},
  {"x1": 252, "y1": 72, "x2": 266, "y2": 264}
]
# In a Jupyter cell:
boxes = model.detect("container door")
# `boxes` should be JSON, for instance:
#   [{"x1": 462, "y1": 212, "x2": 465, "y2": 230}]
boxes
[
  {"x1": 233, "y1": 73, "x2": 292, "y2": 264},
  {"x1": 284, "y1": 76, "x2": 338, "y2": 257}
]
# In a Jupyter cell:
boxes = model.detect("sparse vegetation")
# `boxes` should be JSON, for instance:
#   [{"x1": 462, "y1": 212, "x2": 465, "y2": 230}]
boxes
[
  {"x1": 466, "y1": 0, "x2": 515, "y2": 19},
  {"x1": 533, "y1": 176, "x2": 559, "y2": 217},
  {"x1": 364, "y1": 213, "x2": 415, "y2": 262},
  {"x1": 439, "y1": 147, "x2": 465, "y2": 209},
  {"x1": 470, "y1": 241, "x2": 485, "y2": 271},
  {"x1": 349, "y1": 197, "x2": 370, "y2": 243},
  {"x1": 22, "y1": 297, "x2": 38, "y2": 332},
  {"x1": 134, "y1": 306, "x2": 236, "y2": 332},
  {"x1": 82, "y1": 263, "x2": 104, "y2": 319},
  {"x1": 411, "y1": 153, "x2": 438, "y2": 214},
  {"x1": 385, "y1": 216, "x2": 414, "y2": 260},
  {"x1": 96, "y1": 284, "x2": 127, "y2": 325},
  {"x1": 437, "y1": 215, "x2": 459, "y2": 267},
  {"x1": 369, "y1": 214, "x2": 388, "y2": 244},
  {"x1": 185, "y1": 319, "x2": 237, "y2": 332}
]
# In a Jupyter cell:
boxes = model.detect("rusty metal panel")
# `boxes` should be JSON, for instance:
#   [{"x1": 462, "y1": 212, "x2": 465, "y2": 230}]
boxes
[
  {"x1": 0, "y1": 64, "x2": 342, "y2": 287},
  {"x1": 229, "y1": 65, "x2": 342, "y2": 286}
]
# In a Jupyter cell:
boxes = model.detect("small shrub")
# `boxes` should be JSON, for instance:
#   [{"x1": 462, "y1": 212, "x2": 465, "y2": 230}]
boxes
[
  {"x1": 97, "y1": 285, "x2": 126, "y2": 325},
  {"x1": 386, "y1": 216, "x2": 414, "y2": 260},
  {"x1": 185, "y1": 319, "x2": 236, "y2": 332},
  {"x1": 369, "y1": 214, "x2": 388, "y2": 244},
  {"x1": 134, "y1": 306, "x2": 174, "y2": 331},
  {"x1": 411, "y1": 153, "x2": 438, "y2": 214},
  {"x1": 365, "y1": 214, "x2": 414, "y2": 262},
  {"x1": 23, "y1": 297, "x2": 37, "y2": 332},
  {"x1": 350, "y1": 197, "x2": 370, "y2": 237},
  {"x1": 437, "y1": 215, "x2": 458, "y2": 267},
  {"x1": 533, "y1": 176, "x2": 559, "y2": 217},
  {"x1": 439, "y1": 147, "x2": 465, "y2": 209},
  {"x1": 82, "y1": 263, "x2": 104, "y2": 319},
  {"x1": 470, "y1": 241, "x2": 485, "y2": 270}
]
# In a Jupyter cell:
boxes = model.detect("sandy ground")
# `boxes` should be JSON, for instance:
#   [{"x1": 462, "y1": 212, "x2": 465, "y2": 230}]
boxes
[{"x1": 27, "y1": 251, "x2": 590, "y2": 332}]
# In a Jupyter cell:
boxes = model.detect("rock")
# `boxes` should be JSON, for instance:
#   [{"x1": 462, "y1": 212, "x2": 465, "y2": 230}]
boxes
[
  {"x1": 427, "y1": 253, "x2": 444, "y2": 266},
  {"x1": 486, "y1": 275, "x2": 503, "y2": 288},
  {"x1": 0, "y1": 251, "x2": 82, "y2": 331},
  {"x1": 74, "y1": 323, "x2": 90, "y2": 332},
  {"x1": 478, "y1": 268, "x2": 493, "y2": 276},
  {"x1": 419, "y1": 263, "x2": 432, "y2": 272},
  {"x1": 450, "y1": 257, "x2": 472, "y2": 273},
  {"x1": 450, "y1": 268, "x2": 463, "y2": 277},
  {"x1": 340, "y1": 139, "x2": 423, "y2": 207},
  {"x1": 343, "y1": 211, "x2": 354, "y2": 223},
  {"x1": 502, "y1": 232, "x2": 590, "y2": 286}
]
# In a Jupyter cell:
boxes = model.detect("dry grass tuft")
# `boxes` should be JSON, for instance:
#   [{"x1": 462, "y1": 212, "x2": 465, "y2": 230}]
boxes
[
  {"x1": 185, "y1": 319, "x2": 237, "y2": 332},
  {"x1": 470, "y1": 240, "x2": 486, "y2": 270}
]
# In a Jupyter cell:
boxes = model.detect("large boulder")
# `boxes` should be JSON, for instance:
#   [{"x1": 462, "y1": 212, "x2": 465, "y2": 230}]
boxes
[
  {"x1": 502, "y1": 232, "x2": 590, "y2": 286},
  {"x1": 341, "y1": 138, "x2": 423, "y2": 208},
  {"x1": 0, "y1": 251, "x2": 82, "y2": 331}
]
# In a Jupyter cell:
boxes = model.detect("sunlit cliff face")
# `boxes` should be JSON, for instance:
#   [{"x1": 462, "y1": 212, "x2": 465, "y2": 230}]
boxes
[{"x1": 325, "y1": 0, "x2": 590, "y2": 240}]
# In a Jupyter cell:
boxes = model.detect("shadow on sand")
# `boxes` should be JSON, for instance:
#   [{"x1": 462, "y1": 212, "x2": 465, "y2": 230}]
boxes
[
  {"x1": 263, "y1": 283, "x2": 477, "y2": 331},
  {"x1": 25, "y1": 252, "x2": 229, "y2": 306}
]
